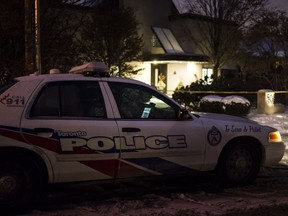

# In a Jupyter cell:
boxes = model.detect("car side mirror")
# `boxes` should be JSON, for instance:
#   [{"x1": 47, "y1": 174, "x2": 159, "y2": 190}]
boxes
[{"x1": 177, "y1": 108, "x2": 189, "y2": 120}]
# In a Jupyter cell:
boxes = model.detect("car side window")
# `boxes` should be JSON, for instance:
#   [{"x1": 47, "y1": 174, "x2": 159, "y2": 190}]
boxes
[
  {"x1": 109, "y1": 82, "x2": 177, "y2": 119},
  {"x1": 30, "y1": 84, "x2": 60, "y2": 117},
  {"x1": 30, "y1": 82, "x2": 106, "y2": 118}
]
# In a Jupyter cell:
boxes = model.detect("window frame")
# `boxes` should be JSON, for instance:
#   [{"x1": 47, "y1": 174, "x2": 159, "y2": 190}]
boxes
[{"x1": 202, "y1": 68, "x2": 213, "y2": 84}]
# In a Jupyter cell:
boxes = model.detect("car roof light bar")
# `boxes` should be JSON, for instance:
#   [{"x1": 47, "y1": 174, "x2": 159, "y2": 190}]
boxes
[{"x1": 69, "y1": 61, "x2": 110, "y2": 77}]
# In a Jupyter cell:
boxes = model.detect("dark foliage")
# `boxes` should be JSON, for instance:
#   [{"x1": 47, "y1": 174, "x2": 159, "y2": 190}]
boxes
[
  {"x1": 78, "y1": 4, "x2": 143, "y2": 77},
  {"x1": 223, "y1": 102, "x2": 251, "y2": 116},
  {"x1": 0, "y1": 0, "x2": 25, "y2": 84}
]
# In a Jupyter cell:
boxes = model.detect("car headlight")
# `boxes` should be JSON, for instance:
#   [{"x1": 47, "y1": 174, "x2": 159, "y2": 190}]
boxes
[{"x1": 268, "y1": 131, "x2": 282, "y2": 142}]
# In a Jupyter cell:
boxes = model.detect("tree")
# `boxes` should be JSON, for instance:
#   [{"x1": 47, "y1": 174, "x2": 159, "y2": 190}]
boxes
[
  {"x1": 1, "y1": 0, "x2": 104, "y2": 81},
  {"x1": 242, "y1": 9, "x2": 288, "y2": 90},
  {"x1": 180, "y1": 0, "x2": 268, "y2": 77},
  {"x1": 78, "y1": 4, "x2": 143, "y2": 77},
  {"x1": 0, "y1": 0, "x2": 25, "y2": 84},
  {"x1": 39, "y1": 0, "x2": 96, "y2": 73},
  {"x1": 25, "y1": 0, "x2": 36, "y2": 75}
]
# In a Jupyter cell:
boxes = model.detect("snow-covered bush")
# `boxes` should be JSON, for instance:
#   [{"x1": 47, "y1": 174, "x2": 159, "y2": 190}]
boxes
[
  {"x1": 199, "y1": 95, "x2": 251, "y2": 116},
  {"x1": 221, "y1": 96, "x2": 251, "y2": 116},
  {"x1": 199, "y1": 95, "x2": 224, "y2": 113}
]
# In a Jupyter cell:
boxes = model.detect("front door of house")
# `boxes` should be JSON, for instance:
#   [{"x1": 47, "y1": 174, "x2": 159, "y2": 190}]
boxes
[{"x1": 151, "y1": 64, "x2": 167, "y2": 93}]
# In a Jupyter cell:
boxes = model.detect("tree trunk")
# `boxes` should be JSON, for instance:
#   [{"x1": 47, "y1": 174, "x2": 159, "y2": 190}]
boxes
[
  {"x1": 24, "y1": 0, "x2": 36, "y2": 74},
  {"x1": 213, "y1": 62, "x2": 220, "y2": 78}
]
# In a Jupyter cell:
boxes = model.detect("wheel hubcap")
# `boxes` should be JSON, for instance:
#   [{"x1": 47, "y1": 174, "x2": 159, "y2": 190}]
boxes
[
  {"x1": 0, "y1": 176, "x2": 17, "y2": 195},
  {"x1": 235, "y1": 157, "x2": 248, "y2": 170},
  {"x1": 227, "y1": 148, "x2": 254, "y2": 180}
]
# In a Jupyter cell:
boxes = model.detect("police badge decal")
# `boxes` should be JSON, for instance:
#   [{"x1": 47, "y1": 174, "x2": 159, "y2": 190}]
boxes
[{"x1": 207, "y1": 126, "x2": 222, "y2": 146}]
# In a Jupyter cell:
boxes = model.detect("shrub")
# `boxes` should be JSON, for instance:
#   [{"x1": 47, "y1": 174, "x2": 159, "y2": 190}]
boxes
[
  {"x1": 172, "y1": 76, "x2": 256, "y2": 113},
  {"x1": 224, "y1": 102, "x2": 251, "y2": 116},
  {"x1": 173, "y1": 79, "x2": 213, "y2": 110},
  {"x1": 199, "y1": 95, "x2": 251, "y2": 116},
  {"x1": 199, "y1": 95, "x2": 223, "y2": 113},
  {"x1": 221, "y1": 96, "x2": 251, "y2": 116}
]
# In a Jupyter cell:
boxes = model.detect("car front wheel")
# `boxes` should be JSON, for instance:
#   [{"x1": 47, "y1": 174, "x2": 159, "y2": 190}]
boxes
[{"x1": 216, "y1": 141, "x2": 261, "y2": 186}]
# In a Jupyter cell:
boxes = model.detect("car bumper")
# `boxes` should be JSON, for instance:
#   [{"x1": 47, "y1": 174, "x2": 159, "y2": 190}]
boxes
[{"x1": 264, "y1": 142, "x2": 286, "y2": 166}]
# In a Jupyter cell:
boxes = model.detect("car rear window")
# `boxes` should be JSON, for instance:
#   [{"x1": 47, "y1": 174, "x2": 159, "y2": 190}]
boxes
[
  {"x1": 30, "y1": 81, "x2": 107, "y2": 119},
  {"x1": 0, "y1": 80, "x2": 18, "y2": 95}
]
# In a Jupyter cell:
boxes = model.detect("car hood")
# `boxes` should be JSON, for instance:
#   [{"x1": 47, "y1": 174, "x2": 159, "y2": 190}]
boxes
[{"x1": 193, "y1": 112, "x2": 265, "y2": 125}]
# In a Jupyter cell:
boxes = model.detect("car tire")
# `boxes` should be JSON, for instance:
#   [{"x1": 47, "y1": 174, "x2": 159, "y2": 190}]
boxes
[
  {"x1": 216, "y1": 141, "x2": 261, "y2": 187},
  {"x1": 0, "y1": 154, "x2": 45, "y2": 214}
]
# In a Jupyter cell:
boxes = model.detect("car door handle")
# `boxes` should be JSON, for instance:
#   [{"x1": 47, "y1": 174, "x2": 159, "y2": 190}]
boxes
[
  {"x1": 34, "y1": 128, "x2": 54, "y2": 137},
  {"x1": 122, "y1": 127, "x2": 141, "y2": 132}
]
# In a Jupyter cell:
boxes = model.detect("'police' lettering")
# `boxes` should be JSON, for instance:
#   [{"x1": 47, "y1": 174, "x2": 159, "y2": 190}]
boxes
[
  {"x1": 87, "y1": 137, "x2": 114, "y2": 151},
  {"x1": 146, "y1": 136, "x2": 168, "y2": 149},
  {"x1": 60, "y1": 135, "x2": 187, "y2": 152},
  {"x1": 60, "y1": 138, "x2": 86, "y2": 151}
]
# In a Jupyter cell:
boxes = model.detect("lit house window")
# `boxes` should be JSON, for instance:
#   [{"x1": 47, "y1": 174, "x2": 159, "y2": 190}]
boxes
[
  {"x1": 152, "y1": 34, "x2": 161, "y2": 47},
  {"x1": 202, "y1": 68, "x2": 213, "y2": 84}
]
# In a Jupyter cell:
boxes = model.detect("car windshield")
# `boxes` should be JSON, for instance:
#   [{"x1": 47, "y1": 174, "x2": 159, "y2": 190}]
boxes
[{"x1": 0, "y1": 80, "x2": 18, "y2": 95}]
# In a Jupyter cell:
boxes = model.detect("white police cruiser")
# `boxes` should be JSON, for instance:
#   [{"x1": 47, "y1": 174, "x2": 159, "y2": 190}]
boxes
[{"x1": 0, "y1": 62, "x2": 285, "y2": 212}]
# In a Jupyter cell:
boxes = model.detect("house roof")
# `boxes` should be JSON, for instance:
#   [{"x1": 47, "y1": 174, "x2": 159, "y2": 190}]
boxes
[{"x1": 143, "y1": 53, "x2": 209, "y2": 62}]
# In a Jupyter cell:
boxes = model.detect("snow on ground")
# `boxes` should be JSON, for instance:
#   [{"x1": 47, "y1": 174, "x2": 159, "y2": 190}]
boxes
[{"x1": 247, "y1": 108, "x2": 288, "y2": 141}]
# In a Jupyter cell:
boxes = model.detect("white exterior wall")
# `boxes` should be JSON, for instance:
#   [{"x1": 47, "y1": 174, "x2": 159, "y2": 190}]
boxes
[
  {"x1": 166, "y1": 63, "x2": 186, "y2": 93},
  {"x1": 131, "y1": 62, "x2": 151, "y2": 84},
  {"x1": 187, "y1": 62, "x2": 202, "y2": 83},
  {"x1": 167, "y1": 62, "x2": 202, "y2": 90},
  {"x1": 130, "y1": 61, "x2": 203, "y2": 95}
]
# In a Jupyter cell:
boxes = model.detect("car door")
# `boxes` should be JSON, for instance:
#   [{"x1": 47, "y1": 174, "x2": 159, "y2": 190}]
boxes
[
  {"x1": 20, "y1": 80, "x2": 120, "y2": 183},
  {"x1": 106, "y1": 81, "x2": 206, "y2": 178}
]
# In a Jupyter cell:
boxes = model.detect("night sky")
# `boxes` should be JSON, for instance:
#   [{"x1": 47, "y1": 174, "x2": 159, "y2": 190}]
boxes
[{"x1": 269, "y1": 0, "x2": 288, "y2": 10}]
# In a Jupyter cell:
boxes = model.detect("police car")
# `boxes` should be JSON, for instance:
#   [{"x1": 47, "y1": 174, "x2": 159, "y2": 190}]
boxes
[{"x1": 0, "y1": 62, "x2": 285, "y2": 212}]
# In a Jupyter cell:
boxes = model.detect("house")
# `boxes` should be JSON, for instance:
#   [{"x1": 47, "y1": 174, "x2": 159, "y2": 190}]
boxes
[
  {"x1": 99, "y1": 0, "x2": 238, "y2": 95},
  {"x1": 110, "y1": 0, "x2": 207, "y2": 95}
]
